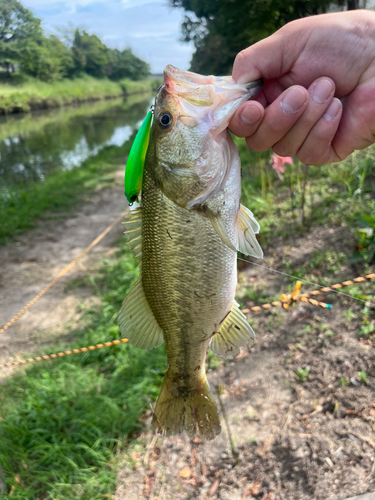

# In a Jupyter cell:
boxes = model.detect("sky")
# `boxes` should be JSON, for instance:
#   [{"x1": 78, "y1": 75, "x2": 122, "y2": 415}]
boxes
[{"x1": 22, "y1": 0, "x2": 195, "y2": 74}]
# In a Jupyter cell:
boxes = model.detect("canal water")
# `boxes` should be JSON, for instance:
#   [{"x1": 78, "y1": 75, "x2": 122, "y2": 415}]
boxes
[{"x1": 0, "y1": 93, "x2": 153, "y2": 187}]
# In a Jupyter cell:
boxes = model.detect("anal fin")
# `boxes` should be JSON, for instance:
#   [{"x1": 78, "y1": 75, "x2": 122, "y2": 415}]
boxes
[
  {"x1": 118, "y1": 278, "x2": 164, "y2": 350},
  {"x1": 210, "y1": 300, "x2": 255, "y2": 358}
]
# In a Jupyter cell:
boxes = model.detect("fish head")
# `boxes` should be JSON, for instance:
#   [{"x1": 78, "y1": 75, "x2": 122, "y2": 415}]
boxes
[{"x1": 150, "y1": 65, "x2": 262, "y2": 207}]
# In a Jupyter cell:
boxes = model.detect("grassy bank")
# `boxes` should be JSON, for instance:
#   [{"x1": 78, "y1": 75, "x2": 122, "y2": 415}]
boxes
[
  {"x1": 0, "y1": 136, "x2": 134, "y2": 245},
  {"x1": 0, "y1": 143, "x2": 374, "y2": 498},
  {"x1": 0, "y1": 76, "x2": 161, "y2": 114},
  {"x1": 0, "y1": 93, "x2": 148, "y2": 144}
]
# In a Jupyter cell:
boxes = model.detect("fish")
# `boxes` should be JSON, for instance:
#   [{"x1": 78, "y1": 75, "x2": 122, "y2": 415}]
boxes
[{"x1": 118, "y1": 65, "x2": 263, "y2": 440}]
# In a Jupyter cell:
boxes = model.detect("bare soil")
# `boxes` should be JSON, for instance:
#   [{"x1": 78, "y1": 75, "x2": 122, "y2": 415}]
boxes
[
  {"x1": 115, "y1": 226, "x2": 375, "y2": 500},
  {"x1": 0, "y1": 167, "x2": 127, "y2": 379}
]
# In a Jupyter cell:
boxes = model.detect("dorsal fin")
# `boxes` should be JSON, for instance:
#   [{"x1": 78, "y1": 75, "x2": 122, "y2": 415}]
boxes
[{"x1": 124, "y1": 207, "x2": 142, "y2": 263}]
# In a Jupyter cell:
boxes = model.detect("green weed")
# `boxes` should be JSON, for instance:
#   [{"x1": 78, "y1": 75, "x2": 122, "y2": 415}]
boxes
[
  {"x1": 339, "y1": 377, "x2": 349, "y2": 387},
  {"x1": 344, "y1": 310, "x2": 357, "y2": 322},
  {"x1": 206, "y1": 350, "x2": 223, "y2": 371},
  {"x1": 295, "y1": 367, "x2": 310, "y2": 383},
  {"x1": 352, "y1": 215, "x2": 375, "y2": 263},
  {"x1": 358, "y1": 304, "x2": 375, "y2": 339},
  {"x1": 357, "y1": 371, "x2": 368, "y2": 384},
  {"x1": 239, "y1": 141, "x2": 375, "y2": 257}
]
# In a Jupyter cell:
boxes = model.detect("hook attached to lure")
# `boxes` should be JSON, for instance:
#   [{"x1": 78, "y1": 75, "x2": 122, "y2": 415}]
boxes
[{"x1": 125, "y1": 110, "x2": 153, "y2": 204}]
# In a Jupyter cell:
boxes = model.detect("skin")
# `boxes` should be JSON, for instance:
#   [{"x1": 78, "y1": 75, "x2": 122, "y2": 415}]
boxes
[{"x1": 229, "y1": 10, "x2": 375, "y2": 165}]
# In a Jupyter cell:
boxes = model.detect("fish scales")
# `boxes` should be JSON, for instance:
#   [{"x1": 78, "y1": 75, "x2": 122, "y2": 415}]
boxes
[
  {"x1": 142, "y1": 166, "x2": 236, "y2": 381},
  {"x1": 119, "y1": 65, "x2": 264, "y2": 439}
]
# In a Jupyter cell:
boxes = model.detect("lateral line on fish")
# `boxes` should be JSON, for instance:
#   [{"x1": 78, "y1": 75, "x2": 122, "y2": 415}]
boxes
[{"x1": 237, "y1": 256, "x2": 368, "y2": 304}]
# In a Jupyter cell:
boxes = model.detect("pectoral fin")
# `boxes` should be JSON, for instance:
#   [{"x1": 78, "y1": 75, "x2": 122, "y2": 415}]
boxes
[
  {"x1": 210, "y1": 301, "x2": 255, "y2": 358},
  {"x1": 235, "y1": 204, "x2": 263, "y2": 258},
  {"x1": 118, "y1": 278, "x2": 164, "y2": 350},
  {"x1": 207, "y1": 212, "x2": 237, "y2": 252}
]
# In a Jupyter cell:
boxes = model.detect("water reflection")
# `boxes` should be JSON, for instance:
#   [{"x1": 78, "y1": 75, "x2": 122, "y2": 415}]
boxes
[{"x1": 0, "y1": 94, "x2": 152, "y2": 186}]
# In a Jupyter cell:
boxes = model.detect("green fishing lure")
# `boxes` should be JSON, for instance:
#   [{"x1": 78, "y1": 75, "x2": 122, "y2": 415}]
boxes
[{"x1": 125, "y1": 110, "x2": 153, "y2": 204}]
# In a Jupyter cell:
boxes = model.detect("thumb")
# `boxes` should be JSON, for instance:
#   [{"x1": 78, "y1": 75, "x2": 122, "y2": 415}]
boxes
[{"x1": 232, "y1": 22, "x2": 308, "y2": 84}]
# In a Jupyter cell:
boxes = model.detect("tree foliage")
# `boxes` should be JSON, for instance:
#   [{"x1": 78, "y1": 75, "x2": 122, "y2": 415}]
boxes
[
  {"x1": 108, "y1": 49, "x2": 150, "y2": 81},
  {"x1": 22, "y1": 35, "x2": 74, "y2": 81},
  {"x1": 71, "y1": 30, "x2": 150, "y2": 80},
  {"x1": 0, "y1": 0, "x2": 150, "y2": 82},
  {"x1": 169, "y1": 0, "x2": 357, "y2": 74},
  {"x1": 0, "y1": 0, "x2": 42, "y2": 73},
  {"x1": 72, "y1": 30, "x2": 110, "y2": 78}
]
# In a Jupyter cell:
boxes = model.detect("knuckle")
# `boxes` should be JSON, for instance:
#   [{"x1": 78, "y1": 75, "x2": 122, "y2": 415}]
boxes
[
  {"x1": 297, "y1": 150, "x2": 322, "y2": 166},
  {"x1": 246, "y1": 137, "x2": 265, "y2": 152},
  {"x1": 273, "y1": 143, "x2": 296, "y2": 158},
  {"x1": 297, "y1": 149, "x2": 316, "y2": 165},
  {"x1": 234, "y1": 50, "x2": 248, "y2": 68}
]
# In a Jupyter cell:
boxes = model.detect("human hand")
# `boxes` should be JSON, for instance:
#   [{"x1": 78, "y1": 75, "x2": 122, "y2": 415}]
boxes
[{"x1": 229, "y1": 10, "x2": 375, "y2": 165}]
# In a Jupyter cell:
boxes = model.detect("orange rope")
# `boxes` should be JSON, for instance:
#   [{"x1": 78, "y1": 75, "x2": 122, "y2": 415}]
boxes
[
  {"x1": 1, "y1": 271, "x2": 374, "y2": 371},
  {"x1": 0, "y1": 338, "x2": 129, "y2": 370},
  {"x1": 241, "y1": 273, "x2": 375, "y2": 315}
]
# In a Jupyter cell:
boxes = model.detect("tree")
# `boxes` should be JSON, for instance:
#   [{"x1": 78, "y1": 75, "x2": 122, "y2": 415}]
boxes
[
  {"x1": 21, "y1": 35, "x2": 74, "y2": 81},
  {"x1": 0, "y1": 0, "x2": 42, "y2": 74},
  {"x1": 108, "y1": 48, "x2": 150, "y2": 81},
  {"x1": 0, "y1": 2, "x2": 150, "y2": 82},
  {"x1": 169, "y1": 0, "x2": 357, "y2": 75},
  {"x1": 71, "y1": 29, "x2": 111, "y2": 78}
]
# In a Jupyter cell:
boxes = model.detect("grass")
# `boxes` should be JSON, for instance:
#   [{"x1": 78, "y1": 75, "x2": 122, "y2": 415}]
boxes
[
  {"x1": 0, "y1": 76, "x2": 161, "y2": 114},
  {"x1": 119, "y1": 78, "x2": 161, "y2": 97},
  {"x1": 237, "y1": 139, "x2": 375, "y2": 246},
  {"x1": 0, "y1": 240, "x2": 167, "y2": 500}
]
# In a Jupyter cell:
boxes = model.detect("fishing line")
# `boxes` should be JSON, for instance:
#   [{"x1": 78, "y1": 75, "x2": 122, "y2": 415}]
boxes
[{"x1": 237, "y1": 256, "x2": 368, "y2": 304}]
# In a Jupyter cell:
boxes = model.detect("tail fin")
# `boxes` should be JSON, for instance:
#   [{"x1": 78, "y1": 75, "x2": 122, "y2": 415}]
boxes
[{"x1": 152, "y1": 372, "x2": 221, "y2": 440}]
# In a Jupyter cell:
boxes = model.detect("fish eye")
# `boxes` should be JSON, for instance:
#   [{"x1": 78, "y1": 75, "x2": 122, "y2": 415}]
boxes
[{"x1": 157, "y1": 111, "x2": 173, "y2": 130}]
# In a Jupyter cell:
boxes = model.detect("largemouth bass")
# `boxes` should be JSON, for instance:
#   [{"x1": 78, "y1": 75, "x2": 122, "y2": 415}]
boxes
[{"x1": 119, "y1": 65, "x2": 263, "y2": 440}]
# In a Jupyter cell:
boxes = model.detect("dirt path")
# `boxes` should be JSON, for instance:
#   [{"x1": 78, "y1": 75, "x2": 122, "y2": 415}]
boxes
[
  {"x1": 0, "y1": 167, "x2": 127, "y2": 378},
  {"x1": 115, "y1": 226, "x2": 375, "y2": 500}
]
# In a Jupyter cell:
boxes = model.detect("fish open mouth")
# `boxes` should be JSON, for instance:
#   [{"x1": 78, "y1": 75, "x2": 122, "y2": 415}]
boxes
[{"x1": 163, "y1": 64, "x2": 263, "y2": 102}]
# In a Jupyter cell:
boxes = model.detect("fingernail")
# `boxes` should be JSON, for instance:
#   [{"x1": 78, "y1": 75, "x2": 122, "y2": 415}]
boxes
[
  {"x1": 311, "y1": 79, "x2": 334, "y2": 104},
  {"x1": 280, "y1": 88, "x2": 307, "y2": 115},
  {"x1": 323, "y1": 98, "x2": 341, "y2": 121},
  {"x1": 240, "y1": 105, "x2": 262, "y2": 125}
]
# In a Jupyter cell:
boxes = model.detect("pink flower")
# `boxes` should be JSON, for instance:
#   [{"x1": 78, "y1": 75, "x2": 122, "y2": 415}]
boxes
[{"x1": 271, "y1": 153, "x2": 293, "y2": 179}]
